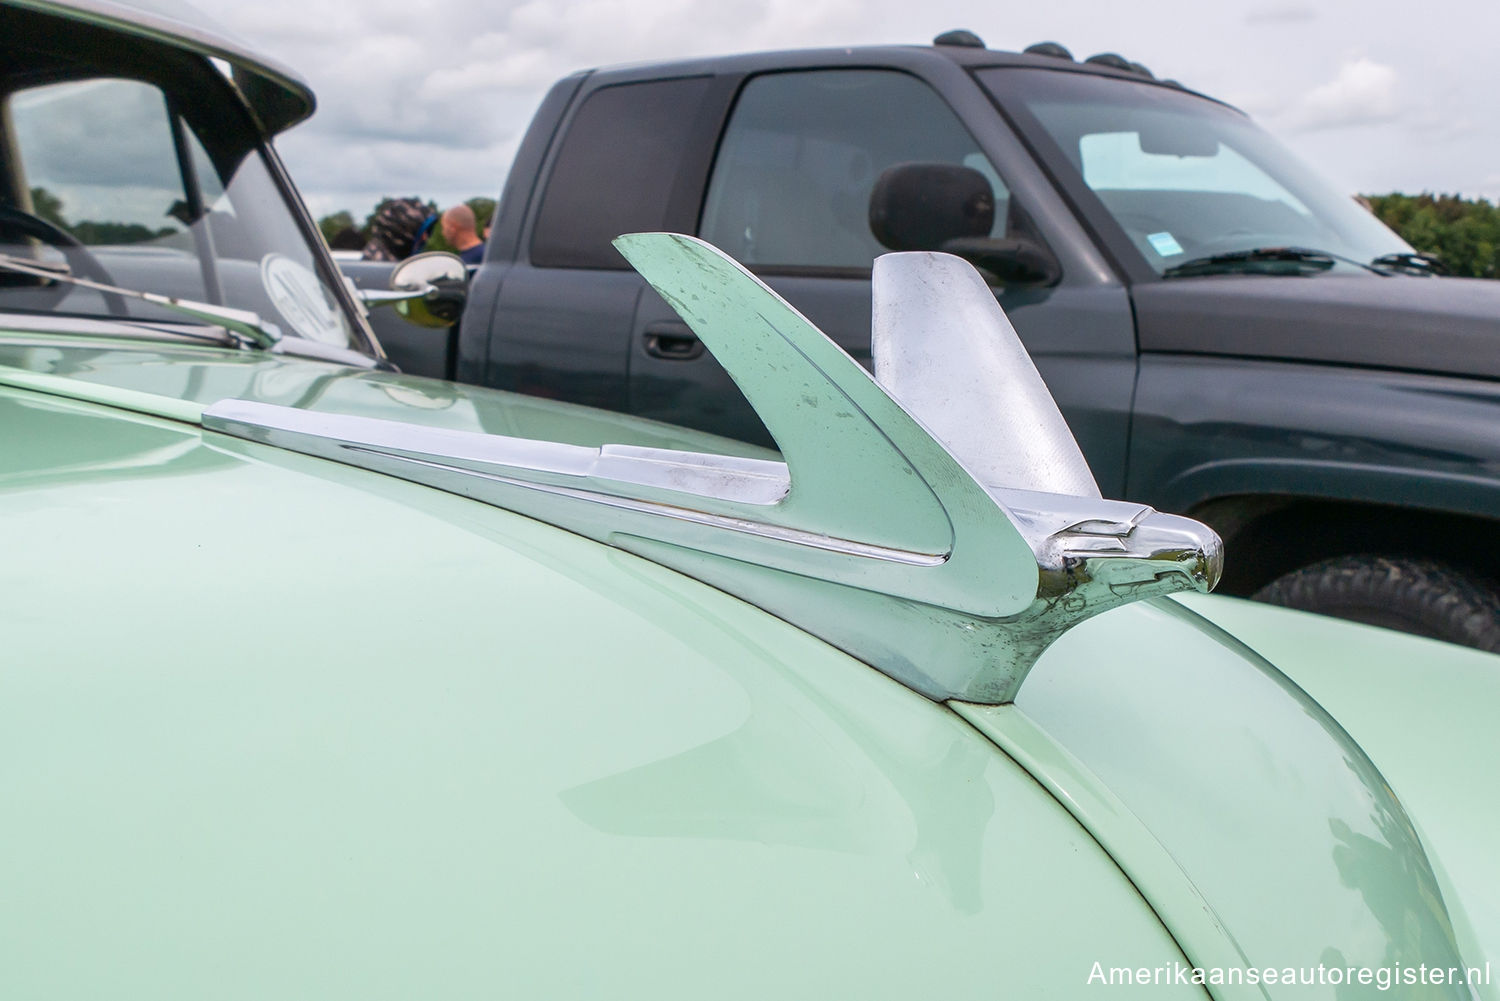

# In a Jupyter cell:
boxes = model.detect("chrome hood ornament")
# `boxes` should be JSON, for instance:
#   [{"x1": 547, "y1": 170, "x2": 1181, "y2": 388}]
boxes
[{"x1": 205, "y1": 234, "x2": 1220, "y2": 703}]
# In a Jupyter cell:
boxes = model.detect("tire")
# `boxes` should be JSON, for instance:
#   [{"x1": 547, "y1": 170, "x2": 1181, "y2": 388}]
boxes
[{"x1": 1253, "y1": 555, "x2": 1500, "y2": 653}]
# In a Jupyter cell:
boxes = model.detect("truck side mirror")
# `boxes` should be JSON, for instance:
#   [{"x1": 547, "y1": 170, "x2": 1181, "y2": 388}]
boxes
[
  {"x1": 869, "y1": 162, "x2": 994, "y2": 252},
  {"x1": 942, "y1": 236, "x2": 1062, "y2": 287},
  {"x1": 868, "y1": 162, "x2": 1061, "y2": 287}
]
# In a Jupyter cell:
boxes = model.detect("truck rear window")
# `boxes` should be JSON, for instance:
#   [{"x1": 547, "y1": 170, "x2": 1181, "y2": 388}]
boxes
[{"x1": 531, "y1": 77, "x2": 711, "y2": 270}]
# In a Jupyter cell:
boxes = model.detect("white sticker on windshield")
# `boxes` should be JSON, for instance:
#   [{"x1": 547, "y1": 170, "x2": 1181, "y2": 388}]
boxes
[
  {"x1": 260, "y1": 254, "x2": 347, "y2": 345},
  {"x1": 1147, "y1": 231, "x2": 1184, "y2": 257}
]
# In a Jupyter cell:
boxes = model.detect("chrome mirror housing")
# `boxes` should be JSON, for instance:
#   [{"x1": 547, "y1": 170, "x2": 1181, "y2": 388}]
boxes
[
  {"x1": 356, "y1": 251, "x2": 467, "y2": 328},
  {"x1": 206, "y1": 234, "x2": 1220, "y2": 704},
  {"x1": 390, "y1": 250, "x2": 467, "y2": 291}
]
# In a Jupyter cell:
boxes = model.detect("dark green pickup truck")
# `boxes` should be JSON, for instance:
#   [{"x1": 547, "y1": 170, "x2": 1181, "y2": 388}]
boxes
[{"x1": 344, "y1": 35, "x2": 1500, "y2": 651}]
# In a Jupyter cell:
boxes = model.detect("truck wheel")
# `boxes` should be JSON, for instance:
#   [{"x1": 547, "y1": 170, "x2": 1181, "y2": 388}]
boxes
[{"x1": 1253, "y1": 555, "x2": 1500, "y2": 653}]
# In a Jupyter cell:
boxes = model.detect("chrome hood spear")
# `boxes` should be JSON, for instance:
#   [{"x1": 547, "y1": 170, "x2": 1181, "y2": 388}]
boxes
[{"x1": 204, "y1": 235, "x2": 1221, "y2": 703}]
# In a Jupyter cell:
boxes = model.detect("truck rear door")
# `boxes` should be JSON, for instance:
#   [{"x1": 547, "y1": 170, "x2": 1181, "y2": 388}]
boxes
[{"x1": 484, "y1": 76, "x2": 719, "y2": 414}]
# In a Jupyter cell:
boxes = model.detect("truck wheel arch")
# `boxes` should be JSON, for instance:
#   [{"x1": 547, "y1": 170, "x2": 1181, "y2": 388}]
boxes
[
  {"x1": 1186, "y1": 492, "x2": 1500, "y2": 652},
  {"x1": 1186, "y1": 492, "x2": 1500, "y2": 596},
  {"x1": 1252, "y1": 555, "x2": 1500, "y2": 653}
]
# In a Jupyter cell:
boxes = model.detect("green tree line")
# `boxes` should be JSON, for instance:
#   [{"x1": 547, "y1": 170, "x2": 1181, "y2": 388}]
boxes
[
  {"x1": 319, "y1": 191, "x2": 1500, "y2": 279},
  {"x1": 31, "y1": 186, "x2": 178, "y2": 245},
  {"x1": 1365, "y1": 193, "x2": 1500, "y2": 279}
]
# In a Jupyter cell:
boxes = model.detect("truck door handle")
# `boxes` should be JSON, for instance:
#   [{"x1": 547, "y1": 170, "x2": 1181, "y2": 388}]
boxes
[{"x1": 643, "y1": 321, "x2": 704, "y2": 361}]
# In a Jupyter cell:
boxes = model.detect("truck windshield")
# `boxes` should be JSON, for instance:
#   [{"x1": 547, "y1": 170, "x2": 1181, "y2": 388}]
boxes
[
  {"x1": 0, "y1": 72, "x2": 360, "y2": 348},
  {"x1": 979, "y1": 68, "x2": 1411, "y2": 276}
]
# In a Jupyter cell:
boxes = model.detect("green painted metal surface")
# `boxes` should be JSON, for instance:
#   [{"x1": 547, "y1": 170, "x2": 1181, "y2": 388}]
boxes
[
  {"x1": 1177, "y1": 593, "x2": 1500, "y2": 1001},
  {"x1": 3, "y1": 328, "x2": 1495, "y2": 998},
  {"x1": 0, "y1": 385, "x2": 1201, "y2": 998},
  {"x1": 959, "y1": 597, "x2": 1481, "y2": 1000},
  {"x1": 956, "y1": 702, "x2": 1263, "y2": 1001},
  {"x1": 0, "y1": 362, "x2": 206, "y2": 424},
  {"x1": 0, "y1": 336, "x2": 775, "y2": 458}
]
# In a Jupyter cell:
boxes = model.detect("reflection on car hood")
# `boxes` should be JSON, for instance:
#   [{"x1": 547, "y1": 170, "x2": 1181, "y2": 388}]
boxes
[
  {"x1": 982, "y1": 597, "x2": 1479, "y2": 995},
  {"x1": 2, "y1": 330, "x2": 1493, "y2": 993},
  {"x1": 0, "y1": 378, "x2": 1201, "y2": 996},
  {"x1": 1134, "y1": 275, "x2": 1500, "y2": 380},
  {"x1": 0, "y1": 336, "x2": 775, "y2": 459},
  {"x1": 1179, "y1": 593, "x2": 1500, "y2": 984}
]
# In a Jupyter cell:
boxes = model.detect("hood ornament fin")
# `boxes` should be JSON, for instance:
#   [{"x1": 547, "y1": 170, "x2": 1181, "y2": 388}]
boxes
[{"x1": 204, "y1": 234, "x2": 1220, "y2": 703}]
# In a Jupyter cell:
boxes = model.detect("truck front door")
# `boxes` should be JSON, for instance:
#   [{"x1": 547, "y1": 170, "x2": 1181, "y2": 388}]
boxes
[{"x1": 629, "y1": 65, "x2": 1138, "y2": 494}]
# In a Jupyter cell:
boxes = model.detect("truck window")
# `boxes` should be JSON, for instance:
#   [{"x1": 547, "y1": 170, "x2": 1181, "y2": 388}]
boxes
[
  {"x1": 531, "y1": 77, "x2": 711, "y2": 270},
  {"x1": 700, "y1": 70, "x2": 1010, "y2": 270}
]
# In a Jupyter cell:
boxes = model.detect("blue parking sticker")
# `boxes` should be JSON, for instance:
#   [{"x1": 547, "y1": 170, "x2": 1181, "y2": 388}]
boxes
[{"x1": 1147, "y1": 231, "x2": 1185, "y2": 257}]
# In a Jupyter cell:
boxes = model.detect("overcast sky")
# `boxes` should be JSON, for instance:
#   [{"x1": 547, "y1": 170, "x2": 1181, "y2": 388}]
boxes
[{"x1": 209, "y1": 0, "x2": 1500, "y2": 221}]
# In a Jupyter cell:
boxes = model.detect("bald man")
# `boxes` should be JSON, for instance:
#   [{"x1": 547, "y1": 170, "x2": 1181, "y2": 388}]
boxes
[{"x1": 441, "y1": 204, "x2": 485, "y2": 264}]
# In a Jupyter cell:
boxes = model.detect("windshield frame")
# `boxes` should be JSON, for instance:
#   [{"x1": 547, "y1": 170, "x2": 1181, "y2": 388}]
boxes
[
  {"x1": 975, "y1": 65, "x2": 1411, "y2": 283},
  {"x1": 0, "y1": 10, "x2": 382, "y2": 359},
  {"x1": 257, "y1": 122, "x2": 385, "y2": 361}
]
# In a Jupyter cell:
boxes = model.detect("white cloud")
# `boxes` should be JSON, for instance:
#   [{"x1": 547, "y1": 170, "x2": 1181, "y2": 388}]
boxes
[
  {"x1": 1243, "y1": 3, "x2": 1317, "y2": 24},
  {"x1": 1279, "y1": 57, "x2": 1401, "y2": 132},
  {"x1": 418, "y1": 49, "x2": 556, "y2": 98},
  {"x1": 218, "y1": 0, "x2": 879, "y2": 215},
  {"x1": 203, "y1": 0, "x2": 1498, "y2": 214}
]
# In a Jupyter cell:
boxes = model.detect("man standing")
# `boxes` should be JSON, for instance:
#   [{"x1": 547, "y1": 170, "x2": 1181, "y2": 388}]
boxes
[{"x1": 441, "y1": 204, "x2": 486, "y2": 265}]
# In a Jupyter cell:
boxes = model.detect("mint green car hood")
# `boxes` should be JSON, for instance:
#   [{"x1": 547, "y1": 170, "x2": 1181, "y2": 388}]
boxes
[
  {"x1": 964, "y1": 597, "x2": 1488, "y2": 1000},
  {"x1": 3, "y1": 341, "x2": 1493, "y2": 998},
  {"x1": 1180, "y1": 593, "x2": 1500, "y2": 998},
  {"x1": 0, "y1": 383, "x2": 1201, "y2": 998}
]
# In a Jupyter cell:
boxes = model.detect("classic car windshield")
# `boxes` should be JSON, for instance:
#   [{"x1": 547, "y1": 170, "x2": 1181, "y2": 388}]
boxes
[
  {"x1": 980, "y1": 68, "x2": 1412, "y2": 275},
  {"x1": 0, "y1": 74, "x2": 358, "y2": 347}
]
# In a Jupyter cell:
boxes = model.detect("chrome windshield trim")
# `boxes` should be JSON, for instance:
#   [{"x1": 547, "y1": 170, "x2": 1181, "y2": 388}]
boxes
[{"x1": 0, "y1": 254, "x2": 282, "y2": 348}]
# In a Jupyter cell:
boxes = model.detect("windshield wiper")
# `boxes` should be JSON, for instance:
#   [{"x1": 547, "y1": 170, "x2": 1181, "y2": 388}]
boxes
[
  {"x1": 1370, "y1": 251, "x2": 1447, "y2": 276},
  {"x1": 0, "y1": 252, "x2": 282, "y2": 348},
  {"x1": 1163, "y1": 246, "x2": 1382, "y2": 278}
]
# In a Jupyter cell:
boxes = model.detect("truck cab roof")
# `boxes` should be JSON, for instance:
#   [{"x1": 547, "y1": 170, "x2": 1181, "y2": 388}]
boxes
[{"x1": 578, "y1": 37, "x2": 1236, "y2": 113}]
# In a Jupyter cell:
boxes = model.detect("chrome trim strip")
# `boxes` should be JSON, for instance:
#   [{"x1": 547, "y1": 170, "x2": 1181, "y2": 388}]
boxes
[
  {"x1": 343, "y1": 443, "x2": 946, "y2": 566},
  {"x1": 204, "y1": 399, "x2": 793, "y2": 506}
]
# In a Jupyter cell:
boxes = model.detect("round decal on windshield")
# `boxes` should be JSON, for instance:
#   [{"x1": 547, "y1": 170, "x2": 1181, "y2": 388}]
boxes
[{"x1": 260, "y1": 254, "x2": 347, "y2": 345}]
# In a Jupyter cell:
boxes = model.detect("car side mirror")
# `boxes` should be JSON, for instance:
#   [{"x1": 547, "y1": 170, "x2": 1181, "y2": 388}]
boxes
[
  {"x1": 868, "y1": 163, "x2": 1060, "y2": 287},
  {"x1": 356, "y1": 251, "x2": 468, "y2": 328}
]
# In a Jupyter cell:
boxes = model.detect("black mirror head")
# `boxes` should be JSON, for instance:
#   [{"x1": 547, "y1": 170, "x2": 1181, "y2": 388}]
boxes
[
  {"x1": 942, "y1": 236, "x2": 1062, "y2": 287},
  {"x1": 869, "y1": 162, "x2": 995, "y2": 252}
]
